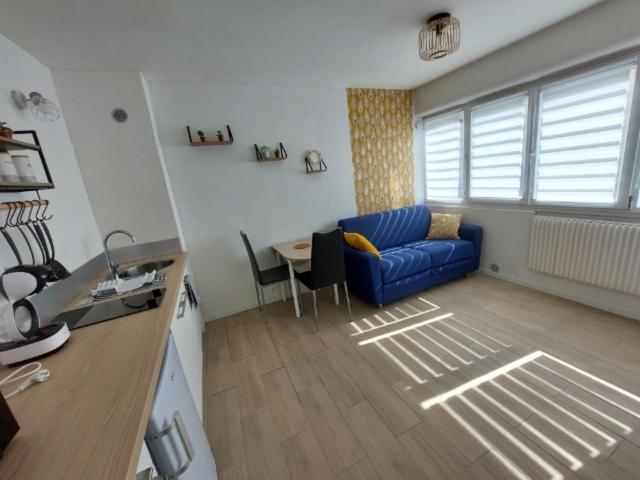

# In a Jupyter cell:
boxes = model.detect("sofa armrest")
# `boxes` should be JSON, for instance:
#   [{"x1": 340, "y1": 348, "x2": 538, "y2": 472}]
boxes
[
  {"x1": 343, "y1": 245, "x2": 383, "y2": 305},
  {"x1": 459, "y1": 223, "x2": 483, "y2": 270}
]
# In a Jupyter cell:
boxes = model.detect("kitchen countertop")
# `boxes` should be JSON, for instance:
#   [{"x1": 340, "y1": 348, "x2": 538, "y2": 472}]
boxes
[{"x1": 0, "y1": 251, "x2": 188, "y2": 480}]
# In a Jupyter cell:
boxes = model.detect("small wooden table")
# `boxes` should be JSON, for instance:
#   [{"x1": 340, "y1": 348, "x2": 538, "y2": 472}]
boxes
[{"x1": 272, "y1": 238, "x2": 339, "y2": 318}]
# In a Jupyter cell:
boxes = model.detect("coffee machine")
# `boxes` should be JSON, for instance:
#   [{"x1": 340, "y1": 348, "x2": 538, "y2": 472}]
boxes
[{"x1": 0, "y1": 271, "x2": 69, "y2": 366}]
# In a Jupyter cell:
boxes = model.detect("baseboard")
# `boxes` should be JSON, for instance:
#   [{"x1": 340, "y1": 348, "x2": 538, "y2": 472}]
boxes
[
  {"x1": 204, "y1": 303, "x2": 256, "y2": 322},
  {"x1": 478, "y1": 268, "x2": 640, "y2": 322},
  {"x1": 204, "y1": 289, "x2": 295, "y2": 322}
]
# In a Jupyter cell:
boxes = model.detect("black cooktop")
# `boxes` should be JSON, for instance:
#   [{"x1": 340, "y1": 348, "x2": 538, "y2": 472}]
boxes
[{"x1": 55, "y1": 288, "x2": 166, "y2": 330}]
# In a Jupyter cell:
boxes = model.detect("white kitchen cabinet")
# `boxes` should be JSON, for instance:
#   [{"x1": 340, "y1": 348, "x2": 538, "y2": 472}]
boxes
[
  {"x1": 136, "y1": 442, "x2": 155, "y2": 477},
  {"x1": 170, "y1": 261, "x2": 205, "y2": 419}
]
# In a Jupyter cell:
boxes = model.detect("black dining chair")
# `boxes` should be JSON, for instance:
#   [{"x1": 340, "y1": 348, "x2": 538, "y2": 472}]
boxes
[
  {"x1": 240, "y1": 231, "x2": 291, "y2": 310},
  {"x1": 295, "y1": 228, "x2": 352, "y2": 330}
]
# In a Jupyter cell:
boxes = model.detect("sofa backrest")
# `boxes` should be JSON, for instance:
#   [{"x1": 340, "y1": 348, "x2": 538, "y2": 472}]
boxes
[{"x1": 338, "y1": 205, "x2": 431, "y2": 251}]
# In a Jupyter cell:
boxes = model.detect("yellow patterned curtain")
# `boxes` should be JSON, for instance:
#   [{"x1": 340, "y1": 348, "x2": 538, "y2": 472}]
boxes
[{"x1": 347, "y1": 88, "x2": 415, "y2": 214}]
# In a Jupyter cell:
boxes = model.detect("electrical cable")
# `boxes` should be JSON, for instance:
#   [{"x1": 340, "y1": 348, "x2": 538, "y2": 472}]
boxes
[{"x1": 0, "y1": 361, "x2": 50, "y2": 399}]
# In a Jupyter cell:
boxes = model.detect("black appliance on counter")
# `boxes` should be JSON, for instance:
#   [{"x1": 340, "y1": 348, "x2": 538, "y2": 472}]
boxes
[
  {"x1": 53, "y1": 288, "x2": 166, "y2": 330},
  {"x1": 0, "y1": 392, "x2": 19, "y2": 458}
]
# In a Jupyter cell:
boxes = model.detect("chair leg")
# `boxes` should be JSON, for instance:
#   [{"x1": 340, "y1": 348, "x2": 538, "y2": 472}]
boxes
[
  {"x1": 343, "y1": 281, "x2": 352, "y2": 322},
  {"x1": 311, "y1": 290, "x2": 319, "y2": 331},
  {"x1": 254, "y1": 282, "x2": 263, "y2": 311},
  {"x1": 296, "y1": 280, "x2": 304, "y2": 315},
  {"x1": 281, "y1": 282, "x2": 286, "y2": 302}
]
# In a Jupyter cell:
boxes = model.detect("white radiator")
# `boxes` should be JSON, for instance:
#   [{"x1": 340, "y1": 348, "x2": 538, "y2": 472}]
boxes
[{"x1": 528, "y1": 215, "x2": 640, "y2": 295}]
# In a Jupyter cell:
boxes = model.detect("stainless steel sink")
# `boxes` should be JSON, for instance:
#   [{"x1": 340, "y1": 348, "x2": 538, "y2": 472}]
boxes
[{"x1": 117, "y1": 259, "x2": 175, "y2": 279}]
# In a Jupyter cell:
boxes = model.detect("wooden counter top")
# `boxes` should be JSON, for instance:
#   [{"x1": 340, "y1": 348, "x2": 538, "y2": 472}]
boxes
[{"x1": 0, "y1": 252, "x2": 188, "y2": 480}]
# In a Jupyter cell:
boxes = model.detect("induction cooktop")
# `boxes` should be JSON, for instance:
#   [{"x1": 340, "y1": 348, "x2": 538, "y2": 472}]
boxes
[{"x1": 54, "y1": 288, "x2": 166, "y2": 330}]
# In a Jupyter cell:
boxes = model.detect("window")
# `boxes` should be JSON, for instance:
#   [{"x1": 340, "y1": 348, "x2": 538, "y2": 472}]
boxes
[
  {"x1": 469, "y1": 95, "x2": 528, "y2": 200},
  {"x1": 533, "y1": 63, "x2": 637, "y2": 205},
  {"x1": 424, "y1": 110, "x2": 464, "y2": 201},
  {"x1": 422, "y1": 54, "x2": 640, "y2": 212}
]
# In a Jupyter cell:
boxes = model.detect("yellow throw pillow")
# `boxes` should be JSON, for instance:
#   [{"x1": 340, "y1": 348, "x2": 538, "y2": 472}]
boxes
[
  {"x1": 343, "y1": 232, "x2": 381, "y2": 259},
  {"x1": 427, "y1": 213, "x2": 463, "y2": 240}
]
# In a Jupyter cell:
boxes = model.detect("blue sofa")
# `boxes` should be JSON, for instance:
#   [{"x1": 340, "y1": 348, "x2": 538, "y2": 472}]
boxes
[{"x1": 338, "y1": 205, "x2": 483, "y2": 305}]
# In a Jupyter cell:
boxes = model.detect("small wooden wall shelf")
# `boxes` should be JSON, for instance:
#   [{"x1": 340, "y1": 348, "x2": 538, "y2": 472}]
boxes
[
  {"x1": 0, "y1": 181, "x2": 54, "y2": 192},
  {"x1": 305, "y1": 151, "x2": 327, "y2": 173},
  {"x1": 0, "y1": 137, "x2": 42, "y2": 152},
  {"x1": 186, "y1": 125, "x2": 234, "y2": 146},
  {"x1": 0, "y1": 130, "x2": 54, "y2": 192},
  {"x1": 255, "y1": 143, "x2": 287, "y2": 162},
  {"x1": 0, "y1": 199, "x2": 48, "y2": 211}
]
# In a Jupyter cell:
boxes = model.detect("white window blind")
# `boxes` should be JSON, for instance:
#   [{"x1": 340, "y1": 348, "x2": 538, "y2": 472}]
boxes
[
  {"x1": 469, "y1": 95, "x2": 527, "y2": 199},
  {"x1": 533, "y1": 63, "x2": 637, "y2": 204},
  {"x1": 424, "y1": 111, "x2": 464, "y2": 201}
]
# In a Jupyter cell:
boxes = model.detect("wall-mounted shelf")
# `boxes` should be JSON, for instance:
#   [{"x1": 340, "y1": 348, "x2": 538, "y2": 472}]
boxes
[
  {"x1": 305, "y1": 151, "x2": 327, "y2": 173},
  {"x1": 186, "y1": 125, "x2": 234, "y2": 146},
  {"x1": 255, "y1": 143, "x2": 287, "y2": 162},
  {"x1": 0, "y1": 198, "x2": 49, "y2": 211},
  {"x1": 0, "y1": 130, "x2": 54, "y2": 192},
  {"x1": 0, "y1": 136, "x2": 42, "y2": 152},
  {"x1": 0, "y1": 181, "x2": 54, "y2": 192}
]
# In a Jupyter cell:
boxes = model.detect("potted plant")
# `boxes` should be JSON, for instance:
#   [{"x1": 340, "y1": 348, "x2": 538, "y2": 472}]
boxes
[{"x1": 0, "y1": 122, "x2": 12, "y2": 139}]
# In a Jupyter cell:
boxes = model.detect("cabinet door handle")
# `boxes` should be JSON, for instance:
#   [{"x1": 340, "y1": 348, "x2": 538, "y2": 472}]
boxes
[
  {"x1": 177, "y1": 291, "x2": 187, "y2": 319},
  {"x1": 149, "y1": 411, "x2": 194, "y2": 479}
]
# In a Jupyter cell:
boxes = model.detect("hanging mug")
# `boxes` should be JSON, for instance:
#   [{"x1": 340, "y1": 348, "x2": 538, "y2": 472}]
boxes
[
  {"x1": 0, "y1": 152, "x2": 19, "y2": 182},
  {"x1": 11, "y1": 155, "x2": 36, "y2": 183}
]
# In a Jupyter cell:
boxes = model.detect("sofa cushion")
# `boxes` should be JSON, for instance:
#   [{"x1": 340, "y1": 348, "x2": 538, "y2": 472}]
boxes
[
  {"x1": 379, "y1": 247, "x2": 431, "y2": 284},
  {"x1": 404, "y1": 239, "x2": 474, "y2": 267},
  {"x1": 338, "y1": 205, "x2": 431, "y2": 251}
]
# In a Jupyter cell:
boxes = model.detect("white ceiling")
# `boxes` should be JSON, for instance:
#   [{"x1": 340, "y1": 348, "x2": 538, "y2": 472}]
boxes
[{"x1": 0, "y1": 0, "x2": 601, "y2": 89}]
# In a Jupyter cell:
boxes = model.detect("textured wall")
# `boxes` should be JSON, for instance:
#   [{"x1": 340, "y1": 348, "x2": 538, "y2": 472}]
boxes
[
  {"x1": 0, "y1": 33, "x2": 102, "y2": 277},
  {"x1": 347, "y1": 89, "x2": 414, "y2": 214},
  {"x1": 52, "y1": 70, "x2": 181, "y2": 245},
  {"x1": 147, "y1": 81, "x2": 356, "y2": 320}
]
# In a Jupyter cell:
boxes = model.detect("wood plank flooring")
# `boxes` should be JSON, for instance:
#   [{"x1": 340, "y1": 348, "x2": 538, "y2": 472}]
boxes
[{"x1": 204, "y1": 274, "x2": 640, "y2": 479}]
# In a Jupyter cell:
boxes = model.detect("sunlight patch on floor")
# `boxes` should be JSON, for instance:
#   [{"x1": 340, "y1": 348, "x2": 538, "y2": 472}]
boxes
[
  {"x1": 421, "y1": 351, "x2": 640, "y2": 479},
  {"x1": 355, "y1": 309, "x2": 511, "y2": 384}
]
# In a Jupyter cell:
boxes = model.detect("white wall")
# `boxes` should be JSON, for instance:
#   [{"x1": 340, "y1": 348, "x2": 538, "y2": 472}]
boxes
[
  {"x1": 0, "y1": 33, "x2": 101, "y2": 274},
  {"x1": 147, "y1": 81, "x2": 356, "y2": 320},
  {"x1": 414, "y1": 0, "x2": 640, "y2": 115},
  {"x1": 413, "y1": 0, "x2": 640, "y2": 320},
  {"x1": 432, "y1": 204, "x2": 640, "y2": 320},
  {"x1": 51, "y1": 70, "x2": 181, "y2": 246}
]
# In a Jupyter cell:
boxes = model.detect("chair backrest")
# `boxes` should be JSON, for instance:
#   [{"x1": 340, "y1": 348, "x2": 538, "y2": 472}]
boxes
[
  {"x1": 337, "y1": 204, "x2": 431, "y2": 250},
  {"x1": 240, "y1": 231, "x2": 262, "y2": 284},
  {"x1": 310, "y1": 228, "x2": 346, "y2": 288}
]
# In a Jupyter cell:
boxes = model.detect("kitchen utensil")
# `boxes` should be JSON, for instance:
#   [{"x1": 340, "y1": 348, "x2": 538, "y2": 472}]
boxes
[{"x1": 39, "y1": 220, "x2": 70, "y2": 281}]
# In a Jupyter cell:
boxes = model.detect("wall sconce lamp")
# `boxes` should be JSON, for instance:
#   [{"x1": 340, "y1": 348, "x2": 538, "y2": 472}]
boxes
[{"x1": 11, "y1": 90, "x2": 61, "y2": 122}]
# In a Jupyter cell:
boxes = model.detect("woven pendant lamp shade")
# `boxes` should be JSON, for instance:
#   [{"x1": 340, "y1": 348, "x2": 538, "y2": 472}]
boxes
[{"x1": 419, "y1": 13, "x2": 460, "y2": 61}]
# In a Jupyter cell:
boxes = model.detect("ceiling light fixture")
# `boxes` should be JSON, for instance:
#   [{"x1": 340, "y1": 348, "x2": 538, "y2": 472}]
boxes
[
  {"x1": 418, "y1": 12, "x2": 460, "y2": 61},
  {"x1": 11, "y1": 91, "x2": 61, "y2": 122}
]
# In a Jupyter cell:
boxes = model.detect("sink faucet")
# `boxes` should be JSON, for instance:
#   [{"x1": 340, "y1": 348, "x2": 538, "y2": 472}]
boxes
[{"x1": 104, "y1": 230, "x2": 136, "y2": 279}]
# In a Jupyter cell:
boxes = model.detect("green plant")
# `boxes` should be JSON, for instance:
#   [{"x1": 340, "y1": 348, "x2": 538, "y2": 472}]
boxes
[{"x1": 0, "y1": 121, "x2": 12, "y2": 138}]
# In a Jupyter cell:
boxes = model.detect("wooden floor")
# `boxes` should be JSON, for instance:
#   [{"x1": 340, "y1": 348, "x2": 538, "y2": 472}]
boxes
[{"x1": 204, "y1": 274, "x2": 640, "y2": 480}]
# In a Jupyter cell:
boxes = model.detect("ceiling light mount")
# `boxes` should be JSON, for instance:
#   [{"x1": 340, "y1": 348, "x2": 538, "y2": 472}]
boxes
[
  {"x1": 11, "y1": 90, "x2": 61, "y2": 122},
  {"x1": 419, "y1": 12, "x2": 460, "y2": 61}
]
